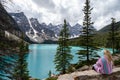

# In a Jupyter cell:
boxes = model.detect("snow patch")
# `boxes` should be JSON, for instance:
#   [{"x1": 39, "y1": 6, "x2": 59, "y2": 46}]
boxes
[
  {"x1": 41, "y1": 29, "x2": 44, "y2": 33},
  {"x1": 17, "y1": 21, "x2": 21, "y2": 23},
  {"x1": 55, "y1": 34, "x2": 58, "y2": 37},
  {"x1": 27, "y1": 18, "x2": 39, "y2": 41},
  {"x1": 12, "y1": 15, "x2": 15, "y2": 18}
]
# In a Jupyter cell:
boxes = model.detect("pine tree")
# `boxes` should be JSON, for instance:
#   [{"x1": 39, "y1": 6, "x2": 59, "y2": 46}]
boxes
[
  {"x1": 12, "y1": 34, "x2": 29, "y2": 80},
  {"x1": 0, "y1": 52, "x2": 14, "y2": 80},
  {"x1": 54, "y1": 19, "x2": 73, "y2": 74},
  {"x1": 77, "y1": 0, "x2": 96, "y2": 64},
  {"x1": 107, "y1": 18, "x2": 120, "y2": 54},
  {"x1": 48, "y1": 70, "x2": 52, "y2": 77}
]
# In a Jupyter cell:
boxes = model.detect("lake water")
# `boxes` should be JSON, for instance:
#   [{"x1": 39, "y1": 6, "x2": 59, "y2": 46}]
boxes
[{"x1": 27, "y1": 44, "x2": 112, "y2": 79}]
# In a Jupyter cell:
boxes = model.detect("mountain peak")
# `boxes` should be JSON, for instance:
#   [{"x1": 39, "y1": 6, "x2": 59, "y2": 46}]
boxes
[
  {"x1": 48, "y1": 23, "x2": 53, "y2": 26},
  {"x1": 9, "y1": 12, "x2": 97, "y2": 42},
  {"x1": 75, "y1": 23, "x2": 81, "y2": 26}
]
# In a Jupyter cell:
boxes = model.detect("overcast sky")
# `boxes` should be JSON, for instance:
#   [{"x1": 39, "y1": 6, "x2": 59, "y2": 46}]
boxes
[{"x1": 5, "y1": 0, "x2": 120, "y2": 30}]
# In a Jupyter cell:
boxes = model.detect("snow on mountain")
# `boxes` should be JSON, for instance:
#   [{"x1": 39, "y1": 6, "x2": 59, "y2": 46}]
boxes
[
  {"x1": 10, "y1": 12, "x2": 30, "y2": 32},
  {"x1": 9, "y1": 12, "x2": 96, "y2": 43},
  {"x1": 44, "y1": 23, "x2": 83, "y2": 38},
  {"x1": 9, "y1": 12, "x2": 56, "y2": 43},
  {"x1": 27, "y1": 18, "x2": 40, "y2": 42}
]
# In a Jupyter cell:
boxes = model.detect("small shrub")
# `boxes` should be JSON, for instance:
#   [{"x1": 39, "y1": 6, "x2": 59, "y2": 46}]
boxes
[
  {"x1": 75, "y1": 59, "x2": 97, "y2": 69},
  {"x1": 114, "y1": 59, "x2": 120, "y2": 66},
  {"x1": 67, "y1": 64, "x2": 76, "y2": 73},
  {"x1": 46, "y1": 77, "x2": 57, "y2": 80}
]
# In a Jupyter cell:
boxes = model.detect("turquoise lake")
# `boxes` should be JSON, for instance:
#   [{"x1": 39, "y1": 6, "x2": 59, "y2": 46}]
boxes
[{"x1": 27, "y1": 44, "x2": 112, "y2": 79}]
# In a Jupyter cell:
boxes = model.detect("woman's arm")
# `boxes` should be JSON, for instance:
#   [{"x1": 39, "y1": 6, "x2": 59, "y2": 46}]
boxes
[{"x1": 93, "y1": 58, "x2": 103, "y2": 73}]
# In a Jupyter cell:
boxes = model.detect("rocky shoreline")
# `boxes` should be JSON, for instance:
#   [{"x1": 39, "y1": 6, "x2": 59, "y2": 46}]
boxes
[
  {"x1": 57, "y1": 53, "x2": 120, "y2": 80},
  {"x1": 58, "y1": 67, "x2": 120, "y2": 80}
]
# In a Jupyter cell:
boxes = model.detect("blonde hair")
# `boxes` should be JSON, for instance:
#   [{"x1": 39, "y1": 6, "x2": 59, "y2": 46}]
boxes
[{"x1": 104, "y1": 50, "x2": 113, "y2": 63}]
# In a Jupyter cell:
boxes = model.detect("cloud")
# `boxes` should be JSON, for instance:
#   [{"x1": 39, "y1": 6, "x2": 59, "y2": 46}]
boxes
[
  {"x1": 32, "y1": 0, "x2": 55, "y2": 9},
  {"x1": 5, "y1": 0, "x2": 120, "y2": 30},
  {"x1": 53, "y1": 0, "x2": 84, "y2": 25},
  {"x1": 91, "y1": 0, "x2": 120, "y2": 30}
]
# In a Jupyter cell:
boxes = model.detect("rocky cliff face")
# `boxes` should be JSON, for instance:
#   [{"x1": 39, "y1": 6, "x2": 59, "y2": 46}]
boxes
[
  {"x1": 10, "y1": 12, "x2": 30, "y2": 33},
  {"x1": 0, "y1": 2, "x2": 35, "y2": 44},
  {"x1": 30, "y1": 18, "x2": 55, "y2": 39},
  {"x1": 0, "y1": 2, "x2": 21, "y2": 43},
  {"x1": 0, "y1": 2, "x2": 21, "y2": 36}
]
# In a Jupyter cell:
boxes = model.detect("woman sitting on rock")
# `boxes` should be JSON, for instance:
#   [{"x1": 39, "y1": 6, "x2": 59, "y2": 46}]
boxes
[{"x1": 93, "y1": 50, "x2": 113, "y2": 74}]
